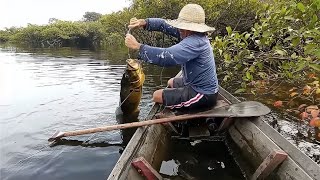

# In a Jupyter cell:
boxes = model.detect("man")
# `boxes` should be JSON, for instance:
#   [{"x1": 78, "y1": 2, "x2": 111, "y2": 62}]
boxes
[{"x1": 125, "y1": 4, "x2": 218, "y2": 111}]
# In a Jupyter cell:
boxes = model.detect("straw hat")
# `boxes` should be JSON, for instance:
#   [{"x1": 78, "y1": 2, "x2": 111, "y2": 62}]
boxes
[{"x1": 166, "y1": 4, "x2": 215, "y2": 33}]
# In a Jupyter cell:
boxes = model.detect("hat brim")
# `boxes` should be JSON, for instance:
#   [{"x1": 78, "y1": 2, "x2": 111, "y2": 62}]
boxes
[{"x1": 166, "y1": 19, "x2": 215, "y2": 33}]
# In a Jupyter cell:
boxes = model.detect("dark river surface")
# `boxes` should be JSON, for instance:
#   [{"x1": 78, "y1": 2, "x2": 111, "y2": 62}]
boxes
[{"x1": 0, "y1": 47, "x2": 178, "y2": 180}]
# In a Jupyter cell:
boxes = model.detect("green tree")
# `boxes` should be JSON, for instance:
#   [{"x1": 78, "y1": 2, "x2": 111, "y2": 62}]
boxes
[{"x1": 83, "y1": 12, "x2": 102, "y2": 22}]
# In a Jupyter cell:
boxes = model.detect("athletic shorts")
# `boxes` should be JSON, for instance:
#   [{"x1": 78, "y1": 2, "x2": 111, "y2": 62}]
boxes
[{"x1": 162, "y1": 77, "x2": 218, "y2": 111}]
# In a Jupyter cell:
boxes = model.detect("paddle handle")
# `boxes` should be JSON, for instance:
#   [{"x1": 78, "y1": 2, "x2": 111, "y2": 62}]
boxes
[{"x1": 61, "y1": 114, "x2": 202, "y2": 138}]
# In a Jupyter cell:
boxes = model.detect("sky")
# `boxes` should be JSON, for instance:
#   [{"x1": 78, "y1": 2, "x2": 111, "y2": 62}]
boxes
[{"x1": 0, "y1": 0, "x2": 131, "y2": 30}]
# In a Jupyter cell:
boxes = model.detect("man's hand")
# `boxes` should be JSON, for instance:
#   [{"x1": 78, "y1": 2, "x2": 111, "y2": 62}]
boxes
[
  {"x1": 125, "y1": 34, "x2": 141, "y2": 50},
  {"x1": 128, "y1": 18, "x2": 146, "y2": 29}
]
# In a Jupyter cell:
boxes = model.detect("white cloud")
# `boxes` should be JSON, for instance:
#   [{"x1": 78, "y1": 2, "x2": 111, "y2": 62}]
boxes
[{"x1": 0, "y1": 0, "x2": 131, "y2": 29}]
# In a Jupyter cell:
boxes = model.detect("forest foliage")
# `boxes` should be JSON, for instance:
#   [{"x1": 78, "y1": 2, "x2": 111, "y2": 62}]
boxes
[{"x1": 0, "y1": 0, "x2": 261, "y2": 48}]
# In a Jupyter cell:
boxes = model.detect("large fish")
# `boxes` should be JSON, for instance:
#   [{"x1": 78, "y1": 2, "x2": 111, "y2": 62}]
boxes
[
  {"x1": 119, "y1": 58, "x2": 145, "y2": 114},
  {"x1": 116, "y1": 59, "x2": 145, "y2": 144}
]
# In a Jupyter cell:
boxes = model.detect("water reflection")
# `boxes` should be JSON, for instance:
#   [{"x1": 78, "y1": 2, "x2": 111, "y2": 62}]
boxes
[{"x1": 49, "y1": 138, "x2": 123, "y2": 148}]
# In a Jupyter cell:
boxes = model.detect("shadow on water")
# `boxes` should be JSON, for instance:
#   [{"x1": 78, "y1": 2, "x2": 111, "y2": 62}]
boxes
[{"x1": 49, "y1": 138, "x2": 124, "y2": 148}]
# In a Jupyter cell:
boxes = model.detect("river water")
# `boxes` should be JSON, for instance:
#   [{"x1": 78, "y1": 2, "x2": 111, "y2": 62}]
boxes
[{"x1": 0, "y1": 47, "x2": 178, "y2": 180}]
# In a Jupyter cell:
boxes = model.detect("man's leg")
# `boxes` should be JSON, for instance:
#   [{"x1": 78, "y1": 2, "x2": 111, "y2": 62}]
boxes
[
  {"x1": 154, "y1": 77, "x2": 184, "y2": 104},
  {"x1": 153, "y1": 89, "x2": 164, "y2": 103},
  {"x1": 167, "y1": 78, "x2": 174, "y2": 88},
  {"x1": 168, "y1": 77, "x2": 184, "y2": 88}
]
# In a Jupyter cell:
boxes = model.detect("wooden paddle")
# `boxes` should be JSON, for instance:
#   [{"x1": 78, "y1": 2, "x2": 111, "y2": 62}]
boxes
[{"x1": 48, "y1": 101, "x2": 270, "y2": 141}]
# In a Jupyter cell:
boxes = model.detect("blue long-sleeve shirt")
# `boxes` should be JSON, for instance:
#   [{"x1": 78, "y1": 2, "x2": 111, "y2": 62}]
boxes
[{"x1": 139, "y1": 18, "x2": 218, "y2": 94}]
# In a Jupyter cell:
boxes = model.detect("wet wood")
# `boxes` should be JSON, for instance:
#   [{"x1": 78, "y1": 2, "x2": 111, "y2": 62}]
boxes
[
  {"x1": 107, "y1": 104, "x2": 161, "y2": 180},
  {"x1": 230, "y1": 119, "x2": 314, "y2": 180},
  {"x1": 251, "y1": 118, "x2": 320, "y2": 180},
  {"x1": 251, "y1": 150, "x2": 287, "y2": 180},
  {"x1": 131, "y1": 157, "x2": 163, "y2": 180},
  {"x1": 217, "y1": 117, "x2": 234, "y2": 131},
  {"x1": 189, "y1": 125, "x2": 210, "y2": 137}
]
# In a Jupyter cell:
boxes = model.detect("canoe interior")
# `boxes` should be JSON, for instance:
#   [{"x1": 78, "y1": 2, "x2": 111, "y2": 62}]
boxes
[{"x1": 108, "y1": 86, "x2": 320, "y2": 180}]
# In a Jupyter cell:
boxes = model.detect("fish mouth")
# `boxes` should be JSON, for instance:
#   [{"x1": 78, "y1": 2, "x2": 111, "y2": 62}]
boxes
[{"x1": 126, "y1": 59, "x2": 140, "y2": 71}]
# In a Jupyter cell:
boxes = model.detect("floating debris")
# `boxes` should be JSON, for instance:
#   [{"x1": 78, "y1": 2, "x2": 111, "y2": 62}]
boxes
[
  {"x1": 220, "y1": 162, "x2": 225, "y2": 169},
  {"x1": 190, "y1": 140, "x2": 202, "y2": 146}
]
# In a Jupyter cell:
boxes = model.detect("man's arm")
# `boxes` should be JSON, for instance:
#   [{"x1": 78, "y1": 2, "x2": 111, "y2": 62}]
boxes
[
  {"x1": 139, "y1": 38, "x2": 199, "y2": 67},
  {"x1": 145, "y1": 18, "x2": 180, "y2": 39}
]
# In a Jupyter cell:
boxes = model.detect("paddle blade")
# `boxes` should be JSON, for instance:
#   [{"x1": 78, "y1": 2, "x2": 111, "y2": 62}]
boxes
[
  {"x1": 229, "y1": 101, "x2": 271, "y2": 117},
  {"x1": 197, "y1": 101, "x2": 271, "y2": 118},
  {"x1": 48, "y1": 131, "x2": 65, "y2": 142}
]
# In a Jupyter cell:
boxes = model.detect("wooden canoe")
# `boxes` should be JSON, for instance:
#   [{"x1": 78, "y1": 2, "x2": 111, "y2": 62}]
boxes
[{"x1": 107, "y1": 86, "x2": 320, "y2": 180}]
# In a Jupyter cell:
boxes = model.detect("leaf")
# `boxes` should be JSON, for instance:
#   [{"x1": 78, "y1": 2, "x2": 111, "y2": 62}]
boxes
[
  {"x1": 273, "y1": 100, "x2": 283, "y2": 107},
  {"x1": 311, "y1": 81, "x2": 319, "y2": 86},
  {"x1": 262, "y1": 31, "x2": 271, "y2": 38},
  {"x1": 246, "y1": 71, "x2": 252, "y2": 80},
  {"x1": 311, "y1": 109, "x2": 320, "y2": 118},
  {"x1": 298, "y1": 104, "x2": 307, "y2": 111},
  {"x1": 310, "y1": 117, "x2": 320, "y2": 127},
  {"x1": 292, "y1": 37, "x2": 300, "y2": 47},
  {"x1": 306, "y1": 105, "x2": 319, "y2": 113},
  {"x1": 249, "y1": 65, "x2": 255, "y2": 72},
  {"x1": 304, "y1": 44, "x2": 317, "y2": 54},
  {"x1": 284, "y1": 16, "x2": 294, "y2": 20},
  {"x1": 245, "y1": 33, "x2": 251, "y2": 40},
  {"x1": 309, "y1": 63, "x2": 320, "y2": 72},
  {"x1": 297, "y1": 62, "x2": 305, "y2": 71},
  {"x1": 310, "y1": 14, "x2": 318, "y2": 27},
  {"x1": 291, "y1": 52, "x2": 298, "y2": 59},
  {"x1": 297, "y1": 3, "x2": 306, "y2": 12},
  {"x1": 223, "y1": 53, "x2": 231, "y2": 63},
  {"x1": 289, "y1": 87, "x2": 298, "y2": 92},
  {"x1": 308, "y1": 73, "x2": 316, "y2": 78},
  {"x1": 223, "y1": 75, "x2": 230, "y2": 81},
  {"x1": 303, "y1": 85, "x2": 311, "y2": 95},
  {"x1": 226, "y1": 26, "x2": 232, "y2": 35},
  {"x1": 275, "y1": 50, "x2": 287, "y2": 56},
  {"x1": 314, "y1": 49, "x2": 320, "y2": 58},
  {"x1": 316, "y1": 88, "x2": 320, "y2": 94},
  {"x1": 290, "y1": 92, "x2": 299, "y2": 97},
  {"x1": 234, "y1": 88, "x2": 246, "y2": 94}
]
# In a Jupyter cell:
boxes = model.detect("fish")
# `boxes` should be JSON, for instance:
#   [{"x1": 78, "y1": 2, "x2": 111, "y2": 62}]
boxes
[
  {"x1": 115, "y1": 59, "x2": 145, "y2": 144},
  {"x1": 119, "y1": 58, "x2": 145, "y2": 114}
]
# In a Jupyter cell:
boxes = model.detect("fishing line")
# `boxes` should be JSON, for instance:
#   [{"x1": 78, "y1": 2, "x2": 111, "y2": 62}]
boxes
[
  {"x1": 127, "y1": 28, "x2": 132, "y2": 59},
  {"x1": 119, "y1": 90, "x2": 134, "y2": 107},
  {"x1": 159, "y1": 33, "x2": 165, "y2": 87},
  {"x1": 160, "y1": 66, "x2": 165, "y2": 87}
]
